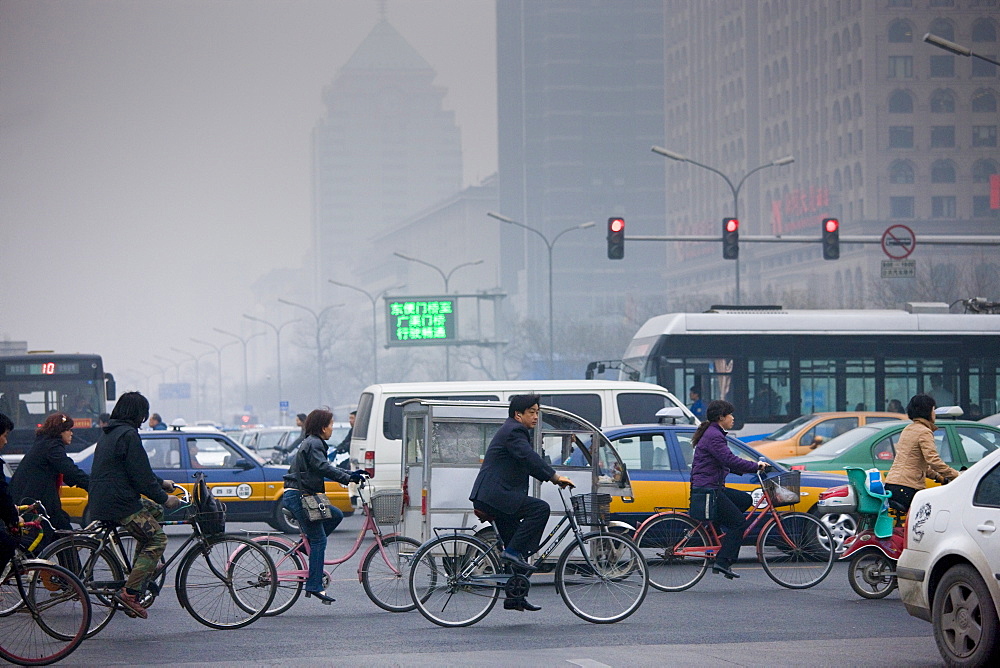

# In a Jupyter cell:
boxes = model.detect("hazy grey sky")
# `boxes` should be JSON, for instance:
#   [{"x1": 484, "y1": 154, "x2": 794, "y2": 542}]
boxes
[{"x1": 0, "y1": 0, "x2": 496, "y2": 389}]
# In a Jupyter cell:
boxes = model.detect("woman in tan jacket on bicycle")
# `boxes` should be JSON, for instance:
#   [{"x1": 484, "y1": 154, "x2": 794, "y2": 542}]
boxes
[{"x1": 884, "y1": 393, "x2": 960, "y2": 513}]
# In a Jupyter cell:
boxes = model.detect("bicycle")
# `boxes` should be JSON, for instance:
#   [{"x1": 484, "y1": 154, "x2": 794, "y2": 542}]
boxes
[
  {"x1": 249, "y1": 474, "x2": 420, "y2": 615},
  {"x1": 633, "y1": 469, "x2": 835, "y2": 591},
  {"x1": 38, "y1": 475, "x2": 277, "y2": 636},
  {"x1": 407, "y1": 487, "x2": 649, "y2": 628},
  {"x1": 0, "y1": 509, "x2": 91, "y2": 666}
]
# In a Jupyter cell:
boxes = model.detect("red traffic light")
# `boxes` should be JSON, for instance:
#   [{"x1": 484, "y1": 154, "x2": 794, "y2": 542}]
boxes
[
  {"x1": 725, "y1": 218, "x2": 739, "y2": 233},
  {"x1": 824, "y1": 218, "x2": 839, "y2": 233},
  {"x1": 609, "y1": 218, "x2": 624, "y2": 233},
  {"x1": 607, "y1": 217, "x2": 625, "y2": 259}
]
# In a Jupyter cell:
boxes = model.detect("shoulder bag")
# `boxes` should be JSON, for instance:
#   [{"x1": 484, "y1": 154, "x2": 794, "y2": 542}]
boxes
[
  {"x1": 295, "y1": 448, "x2": 333, "y2": 522},
  {"x1": 689, "y1": 489, "x2": 717, "y2": 521}
]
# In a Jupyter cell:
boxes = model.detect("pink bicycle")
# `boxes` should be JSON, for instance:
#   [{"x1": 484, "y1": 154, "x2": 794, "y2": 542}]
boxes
[{"x1": 251, "y1": 475, "x2": 419, "y2": 614}]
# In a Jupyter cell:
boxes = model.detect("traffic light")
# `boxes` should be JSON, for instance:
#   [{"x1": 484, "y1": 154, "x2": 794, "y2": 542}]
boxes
[
  {"x1": 607, "y1": 217, "x2": 625, "y2": 259},
  {"x1": 722, "y1": 218, "x2": 739, "y2": 260},
  {"x1": 822, "y1": 218, "x2": 840, "y2": 260}
]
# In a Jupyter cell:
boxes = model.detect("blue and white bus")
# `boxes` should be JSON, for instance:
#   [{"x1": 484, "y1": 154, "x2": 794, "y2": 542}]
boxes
[
  {"x1": 0, "y1": 353, "x2": 116, "y2": 457},
  {"x1": 619, "y1": 305, "x2": 1000, "y2": 435}
]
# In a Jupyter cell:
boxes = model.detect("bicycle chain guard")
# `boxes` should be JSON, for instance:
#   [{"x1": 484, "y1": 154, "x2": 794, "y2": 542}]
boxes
[{"x1": 504, "y1": 574, "x2": 531, "y2": 599}]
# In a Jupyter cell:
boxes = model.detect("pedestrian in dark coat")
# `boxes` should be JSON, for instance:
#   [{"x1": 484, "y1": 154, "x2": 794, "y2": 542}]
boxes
[
  {"x1": 0, "y1": 413, "x2": 20, "y2": 573},
  {"x1": 10, "y1": 412, "x2": 90, "y2": 546},
  {"x1": 689, "y1": 399, "x2": 766, "y2": 580},
  {"x1": 469, "y1": 394, "x2": 574, "y2": 612}
]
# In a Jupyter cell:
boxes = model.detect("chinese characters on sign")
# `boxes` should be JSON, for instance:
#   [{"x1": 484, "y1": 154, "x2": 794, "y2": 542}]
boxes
[
  {"x1": 386, "y1": 298, "x2": 457, "y2": 346},
  {"x1": 881, "y1": 260, "x2": 916, "y2": 279}
]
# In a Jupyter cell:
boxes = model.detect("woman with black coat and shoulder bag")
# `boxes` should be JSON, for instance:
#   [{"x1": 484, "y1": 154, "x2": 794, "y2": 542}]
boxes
[
  {"x1": 10, "y1": 412, "x2": 90, "y2": 548},
  {"x1": 282, "y1": 408, "x2": 363, "y2": 604}
]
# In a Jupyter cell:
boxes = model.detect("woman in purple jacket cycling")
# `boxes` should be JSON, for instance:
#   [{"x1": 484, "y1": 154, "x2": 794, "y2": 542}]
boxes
[{"x1": 689, "y1": 400, "x2": 767, "y2": 580}]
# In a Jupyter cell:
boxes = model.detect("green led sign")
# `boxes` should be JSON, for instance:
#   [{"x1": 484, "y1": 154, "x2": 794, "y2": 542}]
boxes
[{"x1": 386, "y1": 297, "x2": 457, "y2": 346}]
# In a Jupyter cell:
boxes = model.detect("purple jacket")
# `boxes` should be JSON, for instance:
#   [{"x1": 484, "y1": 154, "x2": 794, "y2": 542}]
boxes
[{"x1": 689, "y1": 423, "x2": 758, "y2": 489}]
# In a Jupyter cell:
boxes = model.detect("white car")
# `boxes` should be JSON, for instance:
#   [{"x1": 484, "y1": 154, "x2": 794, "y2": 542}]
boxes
[{"x1": 896, "y1": 447, "x2": 1000, "y2": 666}]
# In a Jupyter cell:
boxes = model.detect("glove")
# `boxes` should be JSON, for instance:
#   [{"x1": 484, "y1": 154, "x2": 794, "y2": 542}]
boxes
[{"x1": 348, "y1": 470, "x2": 366, "y2": 483}]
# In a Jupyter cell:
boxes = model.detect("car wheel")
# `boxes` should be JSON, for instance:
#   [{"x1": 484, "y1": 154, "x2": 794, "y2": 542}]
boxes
[
  {"x1": 269, "y1": 502, "x2": 300, "y2": 534},
  {"x1": 933, "y1": 564, "x2": 1000, "y2": 666},
  {"x1": 817, "y1": 512, "x2": 857, "y2": 555}
]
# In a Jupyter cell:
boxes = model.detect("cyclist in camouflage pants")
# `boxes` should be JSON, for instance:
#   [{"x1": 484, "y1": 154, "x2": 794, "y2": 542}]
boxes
[{"x1": 88, "y1": 392, "x2": 180, "y2": 619}]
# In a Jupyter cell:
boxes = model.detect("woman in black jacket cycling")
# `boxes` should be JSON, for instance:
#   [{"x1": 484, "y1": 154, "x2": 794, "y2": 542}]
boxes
[
  {"x1": 282, "y1": 408, "x2": 363, "y2": 604},
  {"x1": 10, "y1": 412, "x2": 90, "y2": 546}
]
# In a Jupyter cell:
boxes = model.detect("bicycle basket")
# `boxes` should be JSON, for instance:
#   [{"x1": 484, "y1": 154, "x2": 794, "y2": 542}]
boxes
[
  {"x1": 571, "y1": 493, "x2": 611, "y2": 527},
  {"x1": 762, "y1": 470, "x2": 801, "y2": 507},
  {"x1": 370, "y1": 490, "x2": 404, "y2": 525}
]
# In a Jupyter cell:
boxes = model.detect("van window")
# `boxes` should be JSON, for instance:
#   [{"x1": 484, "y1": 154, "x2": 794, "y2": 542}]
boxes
[
  {"x1": 384, "y1": 395, "x2": 500, "y2": 440},
  {"x1": 616, "y1": 392, "x2": 676, "y2": 425},
  {"x1": 355, "y1": 392, "x2": 374, "y2": 440},
  {"x1": 539, "y1": 394, "x2": 601, "y2": 427}
]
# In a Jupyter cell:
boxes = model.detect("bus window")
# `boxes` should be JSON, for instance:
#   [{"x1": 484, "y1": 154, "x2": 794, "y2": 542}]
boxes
[{"x1": 749, "y1": 359, "x2": 789, "y2": 418}]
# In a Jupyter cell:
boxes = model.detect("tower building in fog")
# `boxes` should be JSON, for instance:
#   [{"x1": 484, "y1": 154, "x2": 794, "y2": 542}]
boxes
[
  {"x1": 496, "y1": 0, "x2": 667, "y2": 366},
  {"x1": 312, "y1": 15, "x2": 462, "y2": 295},
  {"x1": 661, "y1": 1, "x2": 999, "y2": 307}
]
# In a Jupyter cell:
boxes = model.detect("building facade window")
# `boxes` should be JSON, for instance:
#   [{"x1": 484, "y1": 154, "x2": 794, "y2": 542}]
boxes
[
  {"x1": 931, "y1": 126, "x2": 956, "y2": 148},
  {"x1": 973, "y1": 125, "x2": 998, "y2": 147},
  {"x1": 972, "y1": 159, "x2": 1000, "y2": 183},
  {"x1": 888, "y1": 56, "x2": 913, "y2": 78},
  {"x1": 889, "y1": 89, "x2": 914, "y2": 112},
  {"x1": 889, "y1": 126, "x2": 914, "y2": 148},
  {"x1": 890, "y1": 160, "x2": 915, "y2": 183},
  {"x1": 973, "y1": 197, "x2": 1000, "y2": 218},
  {"x1": 971, "y1": 58, "x2": 997, "y2": 78},
  {"x1": 888, "y1": 19, "x2": 913, "y2": 42},
  {"x1": 890, "y1": 196, "x2": 915, "y2": 218},
  {"x1": 931, "y1": 160, "x2": 957, "y2": 183},
  {"x1": 971, "y1": 18, "x2": 998, "y2": 43},
  {"x1": 929, "y1": 19, "x2": 956, "y2": 42},
  {"x1": 932, "y1": 196, "x2": 957, "y2": 218},
  {"x1": 930, "y1": 55, "x2": 955, "y2": 78},
  {"x1": 972, "y1": 89, "x2": 998, "y2": 112},
  {"x1": 930, "y1": 89, "x2": 956, "y2": 112}
]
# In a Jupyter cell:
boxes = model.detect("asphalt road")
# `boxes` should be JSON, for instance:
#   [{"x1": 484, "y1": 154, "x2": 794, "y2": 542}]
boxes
[{"x1": 49, "y1": 514, "x2": 943, "y2": 667}]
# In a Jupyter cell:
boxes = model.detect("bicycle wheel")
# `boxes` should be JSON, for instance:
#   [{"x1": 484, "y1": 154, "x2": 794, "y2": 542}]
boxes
[
  {"x1": 39, "y1": 535, "x2": 123, "y2": 637},
  {"x1": 0, "y1": 562, "x2": 91, "y2": 666},
  {"x1": 408, "y1": 534, "x2": 500, "y2": 627},
  {"x1": 361, "y1": 535, "x2": 420, "y2": 613},
  {"x1": 757, "y1": 512, "x2": 835, "y2": 589},
  {"x1": 556, "y1": 531, "x2": 648, "y2": 624},
  {"x1": 633, "y1": 513, "x2": 710, "y2": 592},
  {"x1": 250, "y1": 536, "x2": 306, "y2": 616},
  {"x1": 848, "y1": 551, "x2": 897, "y2": 599},
  {"x1": 175, "y1": 534, "x2": 277, "y2": 629}
]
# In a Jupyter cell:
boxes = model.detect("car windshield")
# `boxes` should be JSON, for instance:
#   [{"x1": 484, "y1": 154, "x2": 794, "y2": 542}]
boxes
[
  {"x1": 809, "y1": 425, "x2": 882, "y2": 456},
  {"x1": 761, "y1": 415, "x2": 817, "y2": 441}
]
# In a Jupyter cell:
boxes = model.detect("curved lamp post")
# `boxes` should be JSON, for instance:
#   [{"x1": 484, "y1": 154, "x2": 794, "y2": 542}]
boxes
[
  {"x1": 651, "y1": 146, "x2": 794, "y2": 304},
  {"x1": 327, "y1": 280, "x2": 405, "y2": 384},
  {"x1": 487, "y1": 212, "x2": 595, "y2": 378},
  {"x1": 243, "y1": 314, "x2": 300, "y2": 424},
  {"x1": 277, "y1": 298, "x2": 344, "y2": 407}
]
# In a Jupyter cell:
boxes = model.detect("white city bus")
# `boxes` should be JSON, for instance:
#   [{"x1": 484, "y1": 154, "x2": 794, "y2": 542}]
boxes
[{"x1": 619, "y1": 304, "x2": 1000, "y2": 436}]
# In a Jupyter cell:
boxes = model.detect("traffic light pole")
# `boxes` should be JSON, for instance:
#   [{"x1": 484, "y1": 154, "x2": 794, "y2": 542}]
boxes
[{"x1": 625, "y1": 234, "x2": 1000, "y2": 244}]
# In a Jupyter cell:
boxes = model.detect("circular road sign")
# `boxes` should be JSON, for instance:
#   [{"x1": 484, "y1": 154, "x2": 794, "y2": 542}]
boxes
[{"x1": 881, "y1": 224, "x2": 916, "y2": 259}]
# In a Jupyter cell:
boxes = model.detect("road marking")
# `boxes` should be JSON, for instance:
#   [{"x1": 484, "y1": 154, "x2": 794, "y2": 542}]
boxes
[{"x1": 566, "y1": 660, "x2": 611, "y2": 668}]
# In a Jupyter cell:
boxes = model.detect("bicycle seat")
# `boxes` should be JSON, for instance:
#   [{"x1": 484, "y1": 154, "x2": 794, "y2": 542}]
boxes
[{"x1": 473, "y1": 509, "x2": 495, "y2": 523}]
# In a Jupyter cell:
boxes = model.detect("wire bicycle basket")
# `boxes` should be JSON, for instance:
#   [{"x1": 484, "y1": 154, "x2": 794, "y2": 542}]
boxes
[
  {"x1": 762, "y1": 470, "x2": 801, "y2": 507},
  {"x1": 370, "y1": 490, "x2": 404, "y2": 525},
  {"x1": 189, "y1": 504, "x2": 227, "y2": 535},
  {"x1": 571, "y1": 493, "x2": 611, "y2": 527}
]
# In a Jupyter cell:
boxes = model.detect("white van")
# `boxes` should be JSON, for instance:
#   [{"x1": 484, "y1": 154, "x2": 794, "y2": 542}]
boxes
[{"x1": 350, "y1": 380, "x2": 694, "y2": 492}]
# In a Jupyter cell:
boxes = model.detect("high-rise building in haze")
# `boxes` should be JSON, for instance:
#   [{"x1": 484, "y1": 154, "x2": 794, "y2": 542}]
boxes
[
  {"x1": 496, "y1": 0, "x2": 668, "y2": 375},
  {"x1": 312, "y1": 15, "x2": 462, "y2": 297},
  {"x1": 660, "y1": 0, "x2": 999, "y2": 308}
]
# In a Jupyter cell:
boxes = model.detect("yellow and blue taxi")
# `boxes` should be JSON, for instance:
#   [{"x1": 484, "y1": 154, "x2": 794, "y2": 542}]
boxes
[
  {"x1": 599, "y1": 423, "x2": 852, "y2": 550},
  {"x1": 61, "y1": 425, "x2": 352, "y2": 532}
]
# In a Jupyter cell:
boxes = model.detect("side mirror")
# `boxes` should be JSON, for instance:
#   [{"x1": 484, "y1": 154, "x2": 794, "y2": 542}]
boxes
[
  {"x1": 233, "y1": 458, "x2": 255, "y2": 470},
  {"x1": 656, "y1": 407, "x2": 688, "y2": 425},
  {"x1": 105, "y1": 373, "x2": 116, "y2": 401}
]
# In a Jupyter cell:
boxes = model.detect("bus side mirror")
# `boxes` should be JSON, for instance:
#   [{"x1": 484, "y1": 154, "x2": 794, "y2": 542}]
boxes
[{"x1": 105, "y1": 373, "x2": 116, "y2": 401}]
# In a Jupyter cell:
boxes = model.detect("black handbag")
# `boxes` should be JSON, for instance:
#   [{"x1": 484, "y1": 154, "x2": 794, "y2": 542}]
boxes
[{"x1": 690, "y1": 489, "x2": 717, "y2": 521}]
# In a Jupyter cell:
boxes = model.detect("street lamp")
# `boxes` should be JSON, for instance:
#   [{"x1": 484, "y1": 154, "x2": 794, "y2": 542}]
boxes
[
  {"x1": 213, "y1": 328, "x2": 264, "y2": 412},
  {"x1": 243, "y1": 314, "x2": 300, "y2": 424},
  {"x1": 191, "y1": 337, "x2": 238, "y2": 425},
  {"x1": 277, "y1": 298, "x2": 344, "y2": 406},
  {"x1": 141, "y1": 361, "x2": 167, "y2": 413},
  {"x1": 327, "y1": 280, "x2": 405, "y2": 384},
  {"x1": 170, "y1": 347, "x2": 200, "y2": 422},
  {"x1": 486, "y1": 212, "x2": 595, "y2": 378},
  {"x1": 924, "y1": 33, "x2": 1000, "y2": 66},
  {"x1": 651, "y1": 146, "x2": 794, "y2": 304},
  {"x1": 392, "y1": 252, "x2": 484, "y2": 380},
  {"x1": 153, "y1": 354, "x2": 184, "y2": 419}
]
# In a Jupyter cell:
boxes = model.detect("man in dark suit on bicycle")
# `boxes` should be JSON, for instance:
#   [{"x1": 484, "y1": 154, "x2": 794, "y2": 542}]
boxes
[{"x1": 470, "y1": 394, "x2": 574, "y2": 612}]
